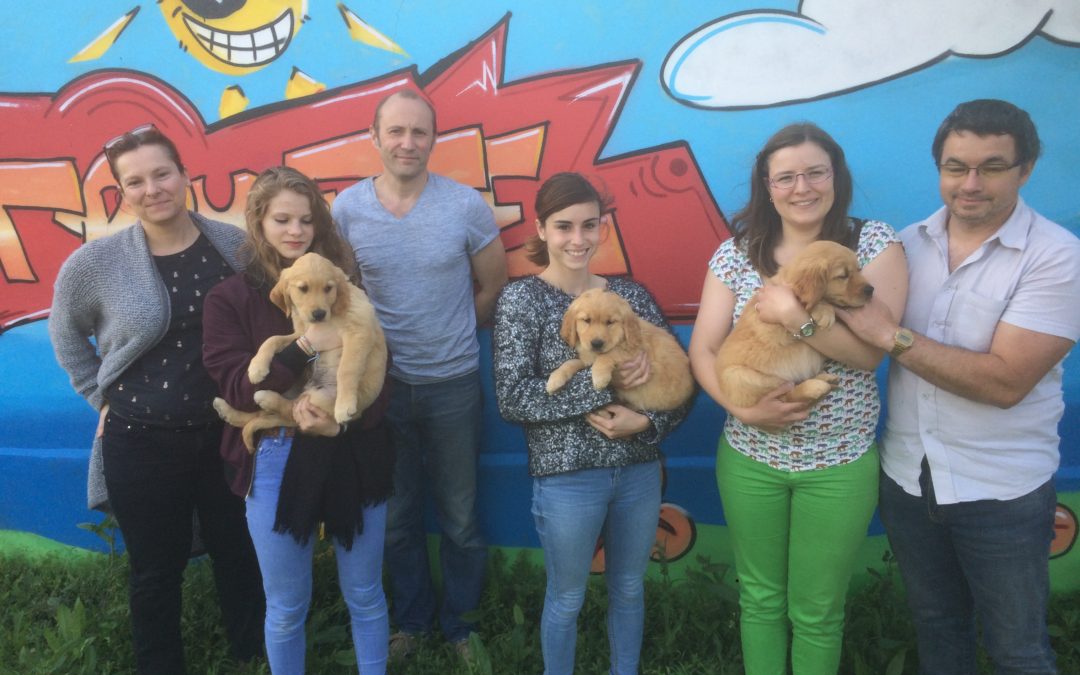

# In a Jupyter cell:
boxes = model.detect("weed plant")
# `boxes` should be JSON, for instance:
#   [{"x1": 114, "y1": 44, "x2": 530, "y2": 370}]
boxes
[{"x1": 2, "y1": 542, "x2": 1079, "y2": 674}]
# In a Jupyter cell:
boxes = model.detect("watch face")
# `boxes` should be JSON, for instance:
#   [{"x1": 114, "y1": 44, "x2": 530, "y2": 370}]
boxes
[{"x1": 799, "y1": 322, "x2": 815, "y2": 337}]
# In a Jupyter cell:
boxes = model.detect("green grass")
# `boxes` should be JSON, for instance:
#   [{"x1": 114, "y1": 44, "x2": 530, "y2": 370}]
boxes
[{"x1": 2, "y1": 541, "x2": 1078, "y2": 674}]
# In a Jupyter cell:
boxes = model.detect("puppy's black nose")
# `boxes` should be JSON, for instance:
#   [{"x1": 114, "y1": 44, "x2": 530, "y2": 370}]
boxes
[
  {"x1": 863, "y1": 284, "x2": 874, "y2": 298},
  {"x1": 590, "y1": 338, "x2": 605, "y2": 351},
  {"x1": 311, "y1": 309, "x2": 326, "y2": 322}
]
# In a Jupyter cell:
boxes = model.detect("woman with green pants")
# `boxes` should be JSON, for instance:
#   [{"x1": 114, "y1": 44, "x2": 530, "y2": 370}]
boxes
[{"x1": 688, "y1": 123, "x2": 908, "y2": 674}]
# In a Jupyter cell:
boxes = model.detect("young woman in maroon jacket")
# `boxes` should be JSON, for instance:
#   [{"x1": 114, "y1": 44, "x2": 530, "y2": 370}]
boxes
[{"x1": 202, "y1": 167, "x2": 394, "y2": 674}]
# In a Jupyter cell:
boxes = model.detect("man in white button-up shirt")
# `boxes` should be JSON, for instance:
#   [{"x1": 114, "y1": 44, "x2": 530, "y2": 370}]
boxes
[{"x1": 839, "y1": 99, "x2": 1080, "y2": 674}]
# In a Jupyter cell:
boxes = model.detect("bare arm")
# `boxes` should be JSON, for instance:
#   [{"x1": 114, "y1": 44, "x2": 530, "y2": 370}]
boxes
[
  {"x1": 471, "y1": 237, "x2": 508, "y2": 325},
  {"x1": 837, "y1": 300, "x2": 1074, "y2": 408},
  {"x1": 688, "y1": 272, "x2": 811, "y2": 431},
  {"x1": 756, "y1": 242, "x2": 908, "y2": 370}
]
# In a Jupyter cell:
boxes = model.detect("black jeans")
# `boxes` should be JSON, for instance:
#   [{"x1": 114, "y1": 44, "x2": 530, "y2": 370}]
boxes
[{"x1": 102, "y1": 415, "x2": 264, "y2": 674}]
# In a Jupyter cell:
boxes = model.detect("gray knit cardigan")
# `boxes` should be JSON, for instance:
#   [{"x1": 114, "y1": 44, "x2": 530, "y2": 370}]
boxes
[{"x1": 49, "y1": 212, "x2": 245, "y2": 509}]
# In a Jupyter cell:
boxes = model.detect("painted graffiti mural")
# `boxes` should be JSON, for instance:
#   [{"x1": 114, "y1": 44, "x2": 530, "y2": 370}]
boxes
[
  {"x1": 1, "y1": 1, "x2": 1079, "y2": 588},
  {"x1": 1, "y1": 19, "x2": 727, "y2": 330}
]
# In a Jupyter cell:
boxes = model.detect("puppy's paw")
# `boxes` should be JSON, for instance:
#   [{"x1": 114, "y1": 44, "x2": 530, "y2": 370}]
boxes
[
  {"x1": 810, "y1": 304, "x2": 836, "y2": 330},
  {"x1": 212, "y1": 397, "x2": 231, "y2": 420},
  {"x1": 248, "y1": 361, "x2": 269, "y2": 384},
  {"x1": 546, "y1": 372, "x2": 568, "y2": 394},
  {"x1": 814, "y1": 373, "x2": 840, "y2": 385},
  {"x1": 253, "y1": 390, "x2": 274, "y2": 410},
  {"x1": 591, "y1": 369, "x2": 612, "y2": 390},
  {"x1": 335, "y1": 398, "x2": 358, "y2": 424},
  {"x1": 787, "y1": 377, "x2": 836, "y2": 404}
]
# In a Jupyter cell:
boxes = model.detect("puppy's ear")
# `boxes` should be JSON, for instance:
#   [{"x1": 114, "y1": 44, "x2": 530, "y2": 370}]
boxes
[
  {"x1": 331, "y1": 266, "x2": 351, "y2": 316},
  {"x1": 560, "y1": 305, "x2": 579, "y2": 348},
  {"x1": 788, "y1": 257, "x2": 830, "y2": 309},
  {"x1": 270, "y1": 272, "x2": 291, "y2": 317},
  {"x1": 622, "y1": 311, "x2": 643, "y2": 352}
]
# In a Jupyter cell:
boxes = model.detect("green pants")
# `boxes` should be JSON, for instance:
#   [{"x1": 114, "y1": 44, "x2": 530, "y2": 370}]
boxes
[{"x1": 715, "y1": 437, "x2": 878, "y2": 675}]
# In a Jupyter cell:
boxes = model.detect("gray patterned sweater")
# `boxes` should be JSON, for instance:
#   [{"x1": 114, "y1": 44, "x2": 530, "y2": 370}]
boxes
[
  {"x1": 49, "y1": 213, "x2": 244, "y2": 510},
  {"x1": 49, "y1": 212, "x2": 245, "y2": 412},
  {"x1": 493, "y1": 275, "x2": 689, "y2": 477}
]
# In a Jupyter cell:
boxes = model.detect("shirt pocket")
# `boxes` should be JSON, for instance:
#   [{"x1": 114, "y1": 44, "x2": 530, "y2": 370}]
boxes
[{"x1": 948, "y1": 290, "x2": 1007, "y2": 352}]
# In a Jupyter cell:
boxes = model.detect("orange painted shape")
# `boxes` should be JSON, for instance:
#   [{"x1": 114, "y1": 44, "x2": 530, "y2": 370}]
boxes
[
  {"x1": 1052, "y1": 504, "x2": 1077, "y2": 558},
  {"x1": 651, "y1": 503, "x2": 697, "y2": 564},
  {"x1": 590, "y1": 213, "x2": 629, "y2": 276},
  {"x1": 480, "y1": 192, "x2": 522, "y2": 230},
  {"x1": 0, "y1": 160, "x2": 83, "y2": 281},
  {"x1": 285, "y1": 132, "x2": 382, "y2": 180},
  {"x1": 485, "y1": 125, "x2": 545, "y2": 178},
  {"x1": 55, "y1": 154, "x2": 121, "y2": 242},
  {"x1": 429, "y1": 128, "x2": 487, "y2": 189}
]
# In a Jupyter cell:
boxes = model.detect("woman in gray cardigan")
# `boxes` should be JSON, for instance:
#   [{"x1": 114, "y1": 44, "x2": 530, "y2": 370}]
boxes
[{"x1": 49, "y1": 125, "x2": 263, "y2": 674}]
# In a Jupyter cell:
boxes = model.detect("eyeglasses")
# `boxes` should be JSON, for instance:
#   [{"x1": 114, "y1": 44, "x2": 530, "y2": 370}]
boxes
[
  {"x1": 938, "y1": 160, "x2": 1023, "y2": 179},
  {"x1": 103, "y1": 124, "x2": 158, "y2": 155},
  {"x1": 766, "y1": 166, "x2": 833, "y2": 190}
]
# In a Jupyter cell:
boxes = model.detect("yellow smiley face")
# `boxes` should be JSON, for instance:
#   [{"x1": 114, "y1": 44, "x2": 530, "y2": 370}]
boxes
[{"x1": 158, "y1": 0, "x2": 307, "y2": 75}]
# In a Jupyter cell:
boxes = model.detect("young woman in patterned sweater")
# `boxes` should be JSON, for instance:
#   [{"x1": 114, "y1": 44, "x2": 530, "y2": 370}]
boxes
[
  {"x1": 689, "y1": 123, "x2": 908, "y2": 674},
  {"x1": 493, "y1": 172, "x2": 688, "y2": 674}
]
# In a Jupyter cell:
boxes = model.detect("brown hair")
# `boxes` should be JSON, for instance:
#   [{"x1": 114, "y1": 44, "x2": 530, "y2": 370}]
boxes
[
  {"x1": 732, "y1": 123, "x2": 855, "y2": 277},
  {"x1": 241, "y1": 167, "x2": 358, "y2": 287},
  {"x1": 372, "y1": 89, "x2": 437, "y2": 136},
  {"x1": 104, "y1": 124, "x2": 186, "y2": 185},
  {"x1": 525, "y1": 172, "x2": 612, "y2": 267}
]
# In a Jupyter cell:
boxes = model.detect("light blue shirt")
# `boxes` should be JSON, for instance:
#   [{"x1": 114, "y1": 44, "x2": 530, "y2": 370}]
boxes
[
  {"x1": 333, "y1": 173, "x2": 499, "y2": 383},
  {"x1": 883, "y1": 198, "x2": 1080, "y2": 503}
]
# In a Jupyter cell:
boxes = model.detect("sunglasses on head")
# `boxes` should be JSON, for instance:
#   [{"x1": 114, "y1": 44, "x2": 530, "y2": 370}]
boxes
[{"x1": 103, "y1": 124, "x2": 158, "y2": 154}]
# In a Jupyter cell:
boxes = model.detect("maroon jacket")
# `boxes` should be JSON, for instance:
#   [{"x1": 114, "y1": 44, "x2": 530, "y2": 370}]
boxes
[{"x1": 202, "y1": 273, "x2": 390, "y2": 497}]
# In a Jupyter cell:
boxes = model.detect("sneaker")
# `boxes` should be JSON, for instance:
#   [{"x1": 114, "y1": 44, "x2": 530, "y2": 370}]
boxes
[
  {"x1": 388, "y1": 631, "x2": 419, "y2": 660},
  {"x1": 454, "y1": 634, "x2": 480, "y2": 665},
  {"x1": 454, "y1": 638, "x2": 471, "y2": 662}
]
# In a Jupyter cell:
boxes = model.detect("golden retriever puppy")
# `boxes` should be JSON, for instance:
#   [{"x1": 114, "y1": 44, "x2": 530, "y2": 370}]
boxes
[
  {"x1": 546, "y1": 288, "x2": 694, "y2": 412},
  {"x1": 213, "y1": 253, "x2": 387, "y2": 450},
  {"x1": 715, "y1": 240, "x2": 873, "y2": 408}
]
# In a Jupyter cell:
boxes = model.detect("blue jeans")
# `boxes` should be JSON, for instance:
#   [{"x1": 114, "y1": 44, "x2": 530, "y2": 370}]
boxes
[
  {"x1": 879, "y1": 468, "x2": 1057, "y2": 675},
  {"x1": 246, "y1": 430, "x2": 389, "y2": 674},
  {"x1": 383, "y1": 372, "x2": 487, "y2": 642},
  {"x1": 531, "y1": 461, "x2": 661, "y2": 675}
]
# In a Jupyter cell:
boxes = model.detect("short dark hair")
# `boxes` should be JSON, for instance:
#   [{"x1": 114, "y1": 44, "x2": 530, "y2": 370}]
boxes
[
  {"x1": 104, "y1": 125, "x2": 186, "y2": 184},
  {"x1": 525, "y1": 172, "x2": 612, "y2": 267},
  {"x1": 731, "y1": 123, "x2": 855, "y2": 277},
  {"x1": 372, "y1": 89, "x2": 437, "y2": 136},
  {"x1": 931, "y1": 99, "x2": 1041, "y2": 166}
]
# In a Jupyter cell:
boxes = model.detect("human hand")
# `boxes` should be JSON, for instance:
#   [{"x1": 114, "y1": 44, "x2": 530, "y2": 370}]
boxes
[
  {"x1": 612, "y1": 350, "x2": 650, "y2": 389},
  {"x1": 293, "y1": 397, "x2": 341, "y2": 437},
  {"x1": 96, "y1": 403, "x2": 110, "y2": 439},
  {"x1": 303, "y1": 323, "x2": 342, "y2": 352},
  {"x1": 754, "y1": 284, "x2": 808, "y2": 331},
  {"x1": 835, "y1": 296, "x2": 897, "y2": 351},
  {"x1": 586, "y1": 403, "x2": 652, "y2": 439},
  {"x1": 730, "y1": 382, "x2": 811, "y2": 433}
]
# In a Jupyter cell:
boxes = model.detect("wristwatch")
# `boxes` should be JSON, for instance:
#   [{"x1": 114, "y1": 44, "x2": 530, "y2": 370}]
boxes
[
  {"x1": 792, "y1": 317, "x2": 816, "y2": 339},
  {"x1": 890, "y1": 328, "x2": 914, "y2": 357}
]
